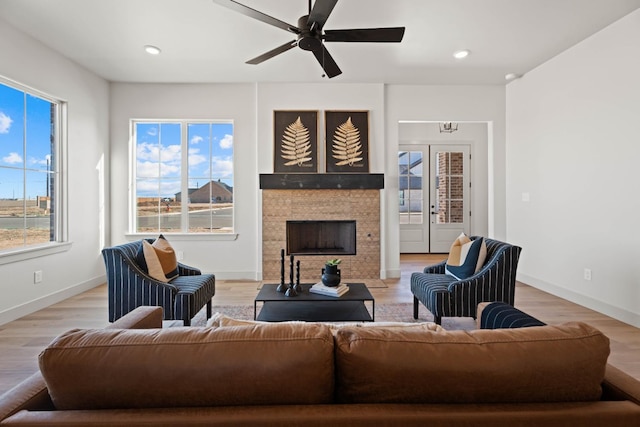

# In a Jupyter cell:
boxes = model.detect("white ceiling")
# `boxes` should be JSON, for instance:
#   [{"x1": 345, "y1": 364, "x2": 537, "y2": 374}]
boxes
[{"x1": 1, "y1": 0, "x2": 639, "y2": 85}]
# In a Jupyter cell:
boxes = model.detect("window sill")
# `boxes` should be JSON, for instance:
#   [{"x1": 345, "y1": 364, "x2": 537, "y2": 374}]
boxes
[
  {"x1": 124, "y1": 233, "x2": 239, "y2": 242},
  {"x1": 0, "y1": 242, "x2": 73, "y2": 265}
]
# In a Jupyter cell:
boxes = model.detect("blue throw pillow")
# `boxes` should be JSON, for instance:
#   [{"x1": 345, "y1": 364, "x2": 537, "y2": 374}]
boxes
[{"x1": 445, "y1": 237, "x2": 487, "y2": 280}]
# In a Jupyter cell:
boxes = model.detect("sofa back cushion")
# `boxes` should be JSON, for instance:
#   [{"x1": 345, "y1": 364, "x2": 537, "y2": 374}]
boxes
[
  {"x1": 39, "y1": 323, "x2": 335, "y2": 410},
  {"x1": 334, "y1": 322, "x2": 610, "y2": 404}
]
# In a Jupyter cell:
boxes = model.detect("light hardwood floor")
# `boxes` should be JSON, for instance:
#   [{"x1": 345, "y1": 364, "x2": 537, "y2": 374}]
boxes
[{"x1": 1, "y1": 253, "x2": 639, "y2": 395}]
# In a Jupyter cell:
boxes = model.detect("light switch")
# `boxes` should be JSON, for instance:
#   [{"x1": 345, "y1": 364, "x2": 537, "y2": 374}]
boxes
[{"x1": 521, "y1": 192, "x2": 530, "y2": 202}]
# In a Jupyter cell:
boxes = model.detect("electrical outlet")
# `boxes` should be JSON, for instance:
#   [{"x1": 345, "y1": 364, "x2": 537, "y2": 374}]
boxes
[
  {"x1": 177, "y1": 251, "x2": 184, "y2": 261},
  {"x1": 34, "y1": 270, "x2": 43, "y2": 284},
  {"x1": 583, "y1": 268, "x2": 592, "y2": 281}
]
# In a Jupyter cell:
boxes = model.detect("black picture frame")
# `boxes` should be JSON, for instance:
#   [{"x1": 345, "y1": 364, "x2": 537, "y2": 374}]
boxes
[
  {"x1": 325, "y1": 110, "x2": 369, "y2": 173},
  {"x1": 273, "y1": 110, "x2": 318, "y2": 173}
]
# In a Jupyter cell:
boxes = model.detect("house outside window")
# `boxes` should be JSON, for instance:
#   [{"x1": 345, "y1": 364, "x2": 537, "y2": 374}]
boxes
[
  {"x1": 132, "y1": 120, "x2": 234, "y2": 234},
  {"x1": 0, "y1": 79, "x2": 63, "y2": 253}
]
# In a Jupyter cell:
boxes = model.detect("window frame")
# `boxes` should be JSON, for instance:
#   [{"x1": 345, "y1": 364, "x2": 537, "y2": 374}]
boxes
[
  {"x1": 128, "y1": 119, "x2": 236, "y2": 239},
  {"x1": 0, "y1": 76, "x2": 69, "y2": 262}
]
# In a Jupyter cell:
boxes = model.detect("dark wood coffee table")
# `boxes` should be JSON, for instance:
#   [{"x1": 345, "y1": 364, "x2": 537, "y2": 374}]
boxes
[{"x1": 254, "y1": 283, "x2": 375, "y2": 322}]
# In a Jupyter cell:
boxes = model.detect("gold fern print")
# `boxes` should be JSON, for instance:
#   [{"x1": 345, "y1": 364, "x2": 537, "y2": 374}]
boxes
[
  {"x1": 332, "y1": 117, "x2": 363, "y2": 166},
  {"x1": 281, "y1": 117, "x2": 313, "y2": 166}
]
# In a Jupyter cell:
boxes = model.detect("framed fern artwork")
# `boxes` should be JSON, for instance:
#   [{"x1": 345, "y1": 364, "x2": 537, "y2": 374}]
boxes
[
  {"x1": 325, "y1": 110, "x2": 369, "y2": 173},
  {"x1": 273, "y1": 110, "x2": 318, "y2": 173}
]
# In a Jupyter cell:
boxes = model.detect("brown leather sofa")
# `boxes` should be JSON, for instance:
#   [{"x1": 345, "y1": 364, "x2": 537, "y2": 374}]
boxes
[{"x1": 1, "y1": 306, "x2": 640, "y2": 426}]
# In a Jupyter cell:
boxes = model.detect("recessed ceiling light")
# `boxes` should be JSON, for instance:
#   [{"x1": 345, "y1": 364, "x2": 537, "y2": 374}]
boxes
[
  {"x1": 144, "y1": 45, "x2": 161, "y2": 55},
  {"x1": 505, "y1": 73, "x2": 521, "y2": 81},
  {"x1": 453, "y1": 49, "x2": 470, "y2": 59}
]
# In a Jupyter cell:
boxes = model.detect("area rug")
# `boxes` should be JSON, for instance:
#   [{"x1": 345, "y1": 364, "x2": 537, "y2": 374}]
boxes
[{"x1": 182, "y1": 303, "x2": 476, "y2": 330}]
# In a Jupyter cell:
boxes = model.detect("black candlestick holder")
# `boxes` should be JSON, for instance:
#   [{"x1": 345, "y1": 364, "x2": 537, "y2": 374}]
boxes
[
  {"x1": 285, "y1": 254, "x2": 298, "y2": 297},
  {"x1": 276, "y1": 248, "x2": 286, "y2": 292},
  {"x1": 292, "y1": 260, "x2": 303, "y2": 293}
]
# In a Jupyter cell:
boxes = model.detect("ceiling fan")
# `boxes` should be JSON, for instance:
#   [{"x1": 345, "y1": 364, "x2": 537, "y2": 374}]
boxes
[{"x1": 211, "y1": 0, "x2": 405, "y2": 78}]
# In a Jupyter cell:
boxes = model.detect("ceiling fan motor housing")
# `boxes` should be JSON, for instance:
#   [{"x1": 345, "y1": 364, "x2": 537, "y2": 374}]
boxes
[{"x1": 297, "y1": 15, "x2": 322, "y2": 51}]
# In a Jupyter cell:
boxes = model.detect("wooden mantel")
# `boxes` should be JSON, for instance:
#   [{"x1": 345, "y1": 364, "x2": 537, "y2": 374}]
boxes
[{"x1": 259, "y1": 173, "x2": 384, "y2": 190}]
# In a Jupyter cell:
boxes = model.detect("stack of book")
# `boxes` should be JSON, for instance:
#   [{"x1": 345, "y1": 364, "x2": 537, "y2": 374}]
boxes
[{"x1": 309, "y1": 282, "x2": 349, "y2": 297}]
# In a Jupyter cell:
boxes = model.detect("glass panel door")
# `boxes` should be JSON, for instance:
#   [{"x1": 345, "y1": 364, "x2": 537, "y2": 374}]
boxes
[
  {"x1": 399, "y1": 147, "x2": 429, "y2": 253},
  {"x1": 429, "y1": 145, "x2": 470, "y2": 252},
  {"x1": 398, "y1": 150, "x2": 423, "y2": 224}
]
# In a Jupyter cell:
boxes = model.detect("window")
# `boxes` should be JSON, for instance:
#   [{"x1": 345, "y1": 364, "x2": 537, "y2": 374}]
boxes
[
  {"x1": 0, "y1": 79, "x2": 62, "y2": 253},
  {"x1": 132, "y1": 120, "x2": 234, "y2": 234},
  {"x1": 398, "y1": 150, "x2": 423, "y2": 224}
]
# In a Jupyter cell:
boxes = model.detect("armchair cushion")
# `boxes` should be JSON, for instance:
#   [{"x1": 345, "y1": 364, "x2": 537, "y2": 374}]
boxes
[
  {"x1": 445, "y1": 233, "x2": 487, "y2": 280},
  {"x1": 136, "y1": 234, "x2": 179, "y2": 282}
]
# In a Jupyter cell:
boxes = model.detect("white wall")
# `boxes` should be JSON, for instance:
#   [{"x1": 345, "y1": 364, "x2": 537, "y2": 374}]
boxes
[
  {"x1": 506, "y1": 10, "x2": 640, "y2": 326},
  {"x1": 0, "y1": 19, "x2": 110, "y2": 324},
  {"x1": 386, "y1": 85, "x2": 507, "y2": 277},
  {"x1": 109, "y1": 83, "x2": 259, "y2": 279}
]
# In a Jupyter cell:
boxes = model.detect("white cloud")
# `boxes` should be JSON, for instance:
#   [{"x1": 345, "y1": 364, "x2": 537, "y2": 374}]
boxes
[
  {"x1": 212, "y1": 156, "x2": 233, "y2": 177},
  {"x1": 190, "y1": 135, "x2": 204, "y2": 144},
  {"x1": 188, "y1": 147, "x2": 207, "y2": 167},
  {"x1": 2, "y1": 152, "x2": 22, "y2": 164},
  {"x1": 220, "y1": 134, "x2": 233, "y2": 149},
  {"x1": 137, "y1": 142, "x2": 181, "y2": 163},
  {"x1": 30, "y1": 155, "x2": 52, "y2": 166},
  {"x1": 136, "y1": 180, "x2": 181, "y2": 196},
  {"x1": 136, "y1": 160, "x2": 180, "y2": 178},
  {"x1": 147, "y1": 127, "x2": 158, "y2": 137},
  {"x1": 0, "y1": 112, "x2": 12, "y2": 134},
  {"x1": 160, "y1": 144, "x2": 181, "y2": 162}
]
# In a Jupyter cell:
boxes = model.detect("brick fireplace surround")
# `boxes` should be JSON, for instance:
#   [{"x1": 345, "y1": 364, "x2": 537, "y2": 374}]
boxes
[{"x1": 260, "y1": 174, "x2": 383, "y2": 283}]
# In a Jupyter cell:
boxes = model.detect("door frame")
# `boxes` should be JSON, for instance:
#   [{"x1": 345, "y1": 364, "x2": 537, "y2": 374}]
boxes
[{"x1": 398, "y1": 141, "x2": 476, "y2": 253}]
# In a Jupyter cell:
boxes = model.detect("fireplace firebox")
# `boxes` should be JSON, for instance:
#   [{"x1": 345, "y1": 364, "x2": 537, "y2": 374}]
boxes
[{"x1": 286, "y1": 220, "x2": 356, "y2": 256}]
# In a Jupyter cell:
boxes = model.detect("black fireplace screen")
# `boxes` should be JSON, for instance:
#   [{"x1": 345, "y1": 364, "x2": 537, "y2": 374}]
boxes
[{"x1": 286, "y1": 220, "x2": 356, "y2": 256}]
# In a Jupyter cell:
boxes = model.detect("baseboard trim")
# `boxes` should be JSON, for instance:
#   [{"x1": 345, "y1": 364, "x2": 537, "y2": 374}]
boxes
[
  {"x1": 518, "y1": 273, "x2": 640, "y2": 328},
  {"x1": 211, "y1": 271, "x2": 262, "y2": 281},
  {"x1": 381, "y1": 269, "x2": 401, "y2": 280},
  {"x1": 0, "y1": 275, "x2": 106, "y2": 326}
]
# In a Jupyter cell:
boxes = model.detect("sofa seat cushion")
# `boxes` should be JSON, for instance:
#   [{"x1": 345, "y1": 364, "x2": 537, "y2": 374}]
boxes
[
  {"x1": 39, "y1": 323, "x2": 335, "y2": 410},
  {"x1": 335, "y1": 322, "x2": 610, "y2": 404}
]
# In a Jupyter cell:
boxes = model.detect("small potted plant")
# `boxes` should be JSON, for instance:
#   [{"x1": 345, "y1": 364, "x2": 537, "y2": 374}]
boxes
[{"x1": 321, "y1": 258, "x2": 342, "y2": 287}]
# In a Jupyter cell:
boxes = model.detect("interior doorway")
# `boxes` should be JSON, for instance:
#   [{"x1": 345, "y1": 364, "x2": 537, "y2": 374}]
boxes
[{"x1": 398, "y1": 121, "x2": 488, "y2": 254}]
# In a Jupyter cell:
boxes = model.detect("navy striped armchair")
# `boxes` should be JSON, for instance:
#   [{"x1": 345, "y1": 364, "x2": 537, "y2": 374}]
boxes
[
  {"x1": 102, "y1": 240, "x2": 216, "y2": 326},
  {"x1": 410, "y1": 237, "x2": 522, "y2": 325}
]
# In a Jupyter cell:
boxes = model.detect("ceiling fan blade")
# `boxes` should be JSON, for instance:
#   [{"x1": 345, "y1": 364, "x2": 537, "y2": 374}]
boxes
[
  {"x1": 246, "y1": 40, "x2": 297, "y2": 65},
  {"x1": 324, "y1": 27, "x2": 405, "y2": 42},
  {"x1": 308, "y1": 0, "x2": 338, "y2": 30},
  {"x1": 212, "y1": 0, "x2": 300, "y2": 34},
  {"x1": 312, "y1": 45, "x2": 342, "y2": 78}
]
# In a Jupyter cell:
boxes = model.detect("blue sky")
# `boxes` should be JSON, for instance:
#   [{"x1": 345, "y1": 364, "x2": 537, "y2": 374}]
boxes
[
  {"x1": 135, "y1": 121, "x2": 234, "y2": 198},
  {"x1": 0, "y1": 83, "x2": 53, "y2": 200}
]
